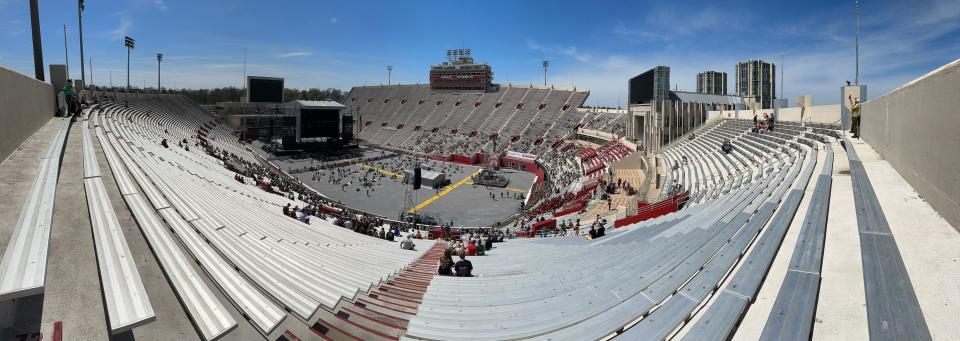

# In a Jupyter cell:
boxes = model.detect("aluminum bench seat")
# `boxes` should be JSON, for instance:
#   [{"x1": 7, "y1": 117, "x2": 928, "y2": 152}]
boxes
[
  {"x1": 83, "y1": 175, "x2": 156, "y2": 334},
  {"x1": 0, "y1": 118, "x2": 71, "y2": 300}
]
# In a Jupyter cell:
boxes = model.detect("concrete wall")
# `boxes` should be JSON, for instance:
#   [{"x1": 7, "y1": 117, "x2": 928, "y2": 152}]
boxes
[
  {"x1": 708, "y1": 104, "x2": 841, "y2": 124},
  {"x1": 0, "y1": 66, "x2": 55, "y2": 163},
  {"x1": 860, "y1": 59, "x2": 960, "y2": 229}
]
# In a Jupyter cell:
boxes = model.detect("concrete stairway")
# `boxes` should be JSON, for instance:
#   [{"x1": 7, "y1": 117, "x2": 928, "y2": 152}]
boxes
[{"x1": 309, "y1": 242, "x2": 446, "y2": 340}]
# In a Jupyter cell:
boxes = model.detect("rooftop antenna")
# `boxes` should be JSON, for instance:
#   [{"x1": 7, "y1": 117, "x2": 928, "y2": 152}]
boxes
[{"x1": 855, "y1": 0, "x2": 860, "y2": 85}]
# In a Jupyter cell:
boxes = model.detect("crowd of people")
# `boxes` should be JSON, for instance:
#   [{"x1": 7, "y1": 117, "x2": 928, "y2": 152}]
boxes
[
  {"x1": 752, "y1": 113, "x2": 776, "y2": 133},
  {"x1": 305, "y1": 154, "x2": 473, "y2": 196},
  {"x1": 436, "y1": 230, "x2": 502, "y2": 277},
  {"x1": 409, "y1": 131, "x2": 486, "y2": 156},
  {"x1": 539, "y1": 146, "x2": 585, "y2": 196},
  {"x1": 582, "y1": 110, "x2": 627, "y2": 134}
]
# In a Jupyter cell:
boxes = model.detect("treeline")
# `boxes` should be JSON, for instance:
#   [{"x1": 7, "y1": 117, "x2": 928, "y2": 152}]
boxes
[{"x1": 90, "y1": 86, "x2": 349, "y2": 105}]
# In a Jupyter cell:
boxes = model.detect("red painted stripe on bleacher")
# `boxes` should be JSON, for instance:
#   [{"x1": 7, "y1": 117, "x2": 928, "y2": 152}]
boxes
[
  {"x1": 341, "y1": 306, "x2": 407, "y2": 329},
  {"x1": 375, "y1": 289, "x2": 422, "y2": 304},
  {"x1": 384, "y1": 280, "x2": 429, "y2": 292},
  {"x1": 351, "y1": 302, "x2": 411, "y2": 322},
  {"x1": 333, "y1": 311, "x2": 401, "y2": 340},
  {"x1": 358, "y1": 297, "x2": 418, "y2": 315},
  {"x1": 310, "y1": 322, "x2": 360, "y2": 341},
  {"x1": 284, "y1": 330, "x2": 303, "y2": 341},
  {"x1": 52, "y1": 321, "x2": 63, "y2": 341},
  {"x1": 380, "y1": 283, "x2": 423, "y2": 297}
]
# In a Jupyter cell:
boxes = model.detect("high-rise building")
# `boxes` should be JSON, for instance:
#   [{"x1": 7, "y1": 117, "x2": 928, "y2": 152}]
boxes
[
  {"x1": 626, "y1": 66, "x2": 740, "y2": 152},
  {"x1": 628, "y1": 66, "x2": 670, "y2": 104},
  {"x1": 696, "y1": 71, "x2": 727, "y2": 95},
  {"x1": 735, "y1": 59, "x2": 776, "y2": 109}
]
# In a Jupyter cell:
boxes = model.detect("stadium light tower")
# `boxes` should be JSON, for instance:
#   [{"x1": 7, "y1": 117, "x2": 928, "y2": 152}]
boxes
[
  {"x1": 63, "y1": 25, "x2": 69, "y2": 78},
  {"x1": 157, "y1": 53, "x2": 163, "y2": 93},
  {"x1": 124, "y1": 36, "x2": 135, "y2": 92},
  {"x1": 855, "y1": 0, "x2": 860, "y2": 85},
  {"x1": 29, "y1": 0, "x2": 44, "y2": 81},
  {"x1": 542, "y1": 60, "x2": 549, "y2": 86},
  {"x1": 387, "y1": 65, "x2": 393, "y2": 85},
  {"x1": 78, "y1": 0, "x2": 86, "y2": 86}
]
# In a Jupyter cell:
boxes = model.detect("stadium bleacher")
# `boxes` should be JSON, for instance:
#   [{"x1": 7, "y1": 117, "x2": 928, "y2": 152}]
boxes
[
  {"x1": 0, "y1": 117, "x2": 70, "y2": 301},
  {"x1": 346, "y1": 84, "x2": 589, "y2": 159},
  {"x1": 68, "y1": 96, "x2": 437, "y2": 339},
  {"x1": 0, "y1": 86, "x2": 949, "y2": 340}
]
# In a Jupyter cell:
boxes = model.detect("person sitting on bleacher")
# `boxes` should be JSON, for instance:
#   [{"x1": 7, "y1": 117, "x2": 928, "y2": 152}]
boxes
[
  {"x1": 438, "y1": 249, "x2": 454, "y2": 276},
  {"x1": 454, "y1": 250, "x2": 473, "y2": 277},
  {"x1": 588, "y1": 225, "x2": 597, "y2": 239},
  {"x1": 466, "y1": 240, "x2": 478, "y2": 256},
  {"x1": 722, "y1": 139, "x2": 734, "y2": 154},
  {"x1": 401, "y1": 235, "x2": 416, "y2": 251}
]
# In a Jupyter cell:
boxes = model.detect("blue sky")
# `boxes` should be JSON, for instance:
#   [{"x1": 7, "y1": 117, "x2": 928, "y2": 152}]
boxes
[{"x1": 1, "y1": 0, "x2": 958, "y2": 106}]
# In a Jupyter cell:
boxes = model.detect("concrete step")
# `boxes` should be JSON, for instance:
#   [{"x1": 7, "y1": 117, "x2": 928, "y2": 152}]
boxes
[
  {"x1": 373, "y1": 288, "x2": 422, "y2": 305},
  {"x1": 309, "y1": 241, "x2": 446, "y2": 340},
  {"x1": 352, "y1": 299, "x2": 416, "y2": 320},
  {"x1": 340, "y1": 304, "x2": 409, "y2": 330},
  {"x1": 310, "y1": 319, "x2": 362, "y2": 341},
  {"x1": 379, "y1": 283, "x2": 426, "y2": 298},
  {"x1": 314, "y1": 308, "x2": 400, "y2": 341},
  {"x1": 276, "y1": 330, "x2": 304, "y2": 341}
]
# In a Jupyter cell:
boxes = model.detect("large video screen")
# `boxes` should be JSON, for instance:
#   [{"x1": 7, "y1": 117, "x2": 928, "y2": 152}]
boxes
[
  {"x1": 248, "y1": 78, "x2": 284, "y2": 103},
  {"x1": 300, "y1": 108, "x2": 340, "y2": 138},
  {"x1": 629, "y1": 70, "x2": 654, "y2": 104}
]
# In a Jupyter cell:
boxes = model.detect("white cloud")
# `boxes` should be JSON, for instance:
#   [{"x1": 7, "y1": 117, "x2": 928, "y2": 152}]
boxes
[
  {"x1": 614, "y1": 6, "x2": 739, "y2": 44},
  {"x1": 279, "y1": 51, "x2": 311, "y2": 58},
  {"x1": 5, "y1": 19, "x2": 24, "y2": 36},
  {"x1": 560, "y1": 0, "x2": 960, "y2": 107},
  {"x1": 330, "y1": 17, "x2": 339, "y2": 24},
  {"x1": 154, "y1": 0, "x2": 168, "y2": 12},
  {"x1": 109, "y1": 16, "x2": 132, "y2": 41},
  {"x1": 527, "y1": 40, "x2": 591, "y2": 63}
]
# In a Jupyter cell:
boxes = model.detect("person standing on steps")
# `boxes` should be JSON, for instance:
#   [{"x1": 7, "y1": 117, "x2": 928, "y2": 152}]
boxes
[{"x1": 849, "y1": 95, "x2": 862, "y2": 138}]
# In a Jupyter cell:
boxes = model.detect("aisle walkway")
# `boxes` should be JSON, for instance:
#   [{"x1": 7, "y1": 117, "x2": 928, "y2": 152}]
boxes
[{"x1": 311, "y1": 242, "x2": 446, "y2": 340}]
